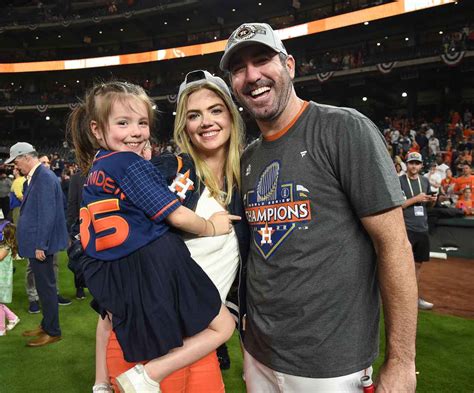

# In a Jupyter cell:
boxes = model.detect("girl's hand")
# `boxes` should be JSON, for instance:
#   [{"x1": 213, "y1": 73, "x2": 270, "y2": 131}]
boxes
[{"x1": 208, "y1": 212, "x2": 241, "y2": 236}]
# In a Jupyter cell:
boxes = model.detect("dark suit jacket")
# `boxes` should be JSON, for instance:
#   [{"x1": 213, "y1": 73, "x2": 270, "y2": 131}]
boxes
[
  {"x1": 66, "y1": 172, "x2": 86, "y2": 235},
  {"x1": 18, "y1": 164, "x2": 68, "y2": 258}
]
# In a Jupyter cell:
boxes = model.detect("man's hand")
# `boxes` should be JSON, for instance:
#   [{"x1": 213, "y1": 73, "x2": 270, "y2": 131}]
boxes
[
  {"x1": 415, "y1": 192, "x2": 436, "y2": 204},
  {"x1": 35, "y1": 249, "x2": 46, "y2": 261},
  {"x1": 375, "y1": 359, "x2": 416, "y2": 392}
]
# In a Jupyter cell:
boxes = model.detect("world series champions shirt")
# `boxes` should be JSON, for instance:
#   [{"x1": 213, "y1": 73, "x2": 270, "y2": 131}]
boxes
[{"x1": 80, "y1": 150, "x2": 180, "y2": 261}]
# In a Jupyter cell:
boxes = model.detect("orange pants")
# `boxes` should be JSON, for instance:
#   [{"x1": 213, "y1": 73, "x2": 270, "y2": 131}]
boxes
[{"x1": 107, "y1": 331, "x2": 225, "y2": 393}]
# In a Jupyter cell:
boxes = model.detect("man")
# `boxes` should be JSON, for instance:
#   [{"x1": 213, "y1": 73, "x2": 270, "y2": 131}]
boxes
[
  {"x1": 5, "y1": 142, "x2": 68, "y2": 346},
  {"x1": 9, "y1": 166, "x2": 25, "y2": 225},
  {"x1": 454, "y1": 163, "x2": 474, "y2": 196},
  {"x1": 434, "y1": 154, "x2": 450, "y2": 180},
  {"x1": 400, "y1": 152, "x2": 437, "y2": 311},
  {"x1": 24, "y1": 153, "x2": 71, "y2": 313},
  {"x1": 0, "y1": 170, "x2": 12, "y2": 219},
  {"x1": 51, "y1": 152, "x2": 64, "y2": 178},
  {"x1": 220, "y1": 23, "x2": 418, "y2": 392}
]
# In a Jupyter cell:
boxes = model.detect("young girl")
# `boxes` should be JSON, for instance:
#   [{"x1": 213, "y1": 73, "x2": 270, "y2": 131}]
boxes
[
  {"x1": 0, "y1": 221, "x2": 20, "y2": 336},
  {"x1": 68, "y1": 81, "x2": 238, "y2": 393}
]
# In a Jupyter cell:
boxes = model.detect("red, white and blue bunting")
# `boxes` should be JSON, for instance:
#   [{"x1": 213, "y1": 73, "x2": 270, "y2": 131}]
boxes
[
  {"x1": 5, "y1": 106, "x2": 16, "y2": 114},
  {"x1": 376, "y1": 62, "x2": 397, "y2": 74},
  {"x1": 68, "y1": 103, "x2": 80, "y2": 110},
  {"x1": 440, "y1": 51, "x2": 465, "y2": 66},
  {"x1": 316, "y1": 71, "x2": 334, "y2": 83},
  {"x1": 167, "y1": 94, "x2": 177, "y2": 104},
  {"x1": 36, "y1": 104, "x2": 48, "y2": 112}
]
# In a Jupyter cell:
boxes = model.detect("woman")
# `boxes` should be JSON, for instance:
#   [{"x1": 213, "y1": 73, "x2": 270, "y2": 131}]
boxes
[{"x1": 104, "y1": 70, "x2": 249, "y2": 393}]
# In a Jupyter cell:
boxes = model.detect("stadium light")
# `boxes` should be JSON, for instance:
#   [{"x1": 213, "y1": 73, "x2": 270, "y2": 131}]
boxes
[
  {"x1": 362, "y1": 97, "x2": 368, "y2": 102},
  {"x1": 172, "y1": 111, "x2": 176, "y2": 116},
  {"x1": 402, "y1": 92, "x2": 408, "y2": 98},
  {"x1": 45, "y1": 116, "x2": 50, "y2": 121},
  {"x1": 239, "y1": 107, "x2": 244, "y2": 112},
  {"x1": 364, "y1": 21, "x2": 369, "y2": 25}
]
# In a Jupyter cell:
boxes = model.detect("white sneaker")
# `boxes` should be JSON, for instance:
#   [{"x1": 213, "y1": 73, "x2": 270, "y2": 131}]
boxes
[
  {"x1": 92, "y1": 383, "x2": 113, "y2": 392},
  {"x1": 116, "y1": 364, "x2": 161, "y2": 393},
  {"x1": 6, "y1": 317, "x2": 20, "y2": 331},
  {"x1": 418, "y1": 298, "x2": 434, "y2": 310}
]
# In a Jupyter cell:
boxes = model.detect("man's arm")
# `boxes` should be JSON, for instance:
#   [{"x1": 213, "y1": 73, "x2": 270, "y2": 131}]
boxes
[
  {"x1": 401, "y1": 193, "x2": 436, "y2": 209},
  {"x1": 361, "y1": 207, "x2": 417, "y2": 393}
]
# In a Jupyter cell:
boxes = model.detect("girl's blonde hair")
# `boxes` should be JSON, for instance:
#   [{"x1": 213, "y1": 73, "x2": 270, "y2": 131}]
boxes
[
  {"x1": 67, "y1": 81, "x2": 155, "y2": 174},
  {"x1": 0, "y1": 222, "x2": 18, "y2": 258},
  {"x1": 174, "y1": 82, "x2": 245, "y2": 206}
]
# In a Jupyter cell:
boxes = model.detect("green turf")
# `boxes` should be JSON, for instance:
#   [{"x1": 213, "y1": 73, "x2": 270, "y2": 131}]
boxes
[{"x1": 1, "y1": 253, "x2": 473, "y2": 392}]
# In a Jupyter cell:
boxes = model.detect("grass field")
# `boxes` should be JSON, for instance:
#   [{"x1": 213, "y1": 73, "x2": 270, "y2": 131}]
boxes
[{"x1": 1, "y1": 254, "x2": 473, "y2": 392}]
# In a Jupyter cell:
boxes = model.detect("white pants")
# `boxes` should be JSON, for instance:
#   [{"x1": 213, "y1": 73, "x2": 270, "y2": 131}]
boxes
[{"x1": 244, "y1": 349, "x2": 373, "y2": 393}]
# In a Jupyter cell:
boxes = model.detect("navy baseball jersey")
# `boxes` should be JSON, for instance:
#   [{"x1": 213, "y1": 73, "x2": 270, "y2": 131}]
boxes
[{"x1": 80, "y1": 150, "x2": 180, "y2": 261}]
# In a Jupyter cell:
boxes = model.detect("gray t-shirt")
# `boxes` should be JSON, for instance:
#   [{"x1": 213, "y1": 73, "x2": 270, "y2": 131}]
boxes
[
  {"x1": 241, "y1": 101, "x2": 404, "y2": 378},
  {"x1": 399, "y1": 174, "x2": 430, "y2": 232}
]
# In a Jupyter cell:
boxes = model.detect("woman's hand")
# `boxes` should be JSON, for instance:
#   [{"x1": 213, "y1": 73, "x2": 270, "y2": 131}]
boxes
[{"x1": 208, "y1": 211, "x2": 241, "y2": 236}]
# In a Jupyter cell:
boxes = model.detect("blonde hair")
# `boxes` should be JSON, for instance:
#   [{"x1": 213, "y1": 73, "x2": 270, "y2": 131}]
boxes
[
  {"x1": 67, "y1": 81, "x2": 155, "y2": 174},
  {"x1": 174, "y1": 82, "x2": 244, "y2": 206}
]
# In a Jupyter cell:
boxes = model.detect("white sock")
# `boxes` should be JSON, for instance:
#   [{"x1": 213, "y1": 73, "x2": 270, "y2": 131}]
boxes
[{"x1": 142, "y1": 367, "x2": 160, "y2": 387}]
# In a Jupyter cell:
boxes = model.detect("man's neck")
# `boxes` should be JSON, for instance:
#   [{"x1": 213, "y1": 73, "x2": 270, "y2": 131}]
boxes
[
  {"x1": 257, "y1": 94, "x2": 305, "y2": 138},
  {"x1": 407, "y1": 173, "x2": 419, "y2": 180}
]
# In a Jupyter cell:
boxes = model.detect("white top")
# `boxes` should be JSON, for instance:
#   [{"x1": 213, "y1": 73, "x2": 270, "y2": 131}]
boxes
[
  {"x1": 424, "y1": 171, "x2": 442, "y2": 193},
  {"x1": 183, "y1": 187, "x2": 239, "y2": 302},
  {"x1": 435, "y1": 163, "x2": 450, "y2": 180}
]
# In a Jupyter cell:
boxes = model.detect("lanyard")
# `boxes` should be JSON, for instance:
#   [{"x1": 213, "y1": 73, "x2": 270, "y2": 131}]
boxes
[{"x1": 407, "y1": 176, "x2": 422, "y2": 198}]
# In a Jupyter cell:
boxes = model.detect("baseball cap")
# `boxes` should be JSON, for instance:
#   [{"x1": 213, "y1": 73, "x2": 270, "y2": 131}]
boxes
[
  {"x1": 220, "y1": 23, "x2": 287, "y2": 71},
  {"x1": 406, "y1": 152, "x2": 423, "y2": 163},
  {"x1": 5, "y1": 142, "x2": 36, "y2": 164},
  {"x1": 177, "y1": 70, "x2": 232, "y2": 103}
]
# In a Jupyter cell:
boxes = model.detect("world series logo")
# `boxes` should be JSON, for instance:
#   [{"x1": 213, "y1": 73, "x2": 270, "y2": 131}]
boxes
[{"x1": 244, "y1": 160, "x2": 312, "y2": 260}]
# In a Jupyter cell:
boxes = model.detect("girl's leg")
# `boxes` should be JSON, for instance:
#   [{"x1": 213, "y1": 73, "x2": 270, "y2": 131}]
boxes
[
  {"x1": 96, "y1": 315, "x2": 113, "y2": 386},
  {"x1": 144, "y1": 304, "x2": 234, "y2": 382},
  {"x1": 3, "y1": 304, "x2": 18, "y2": 321},
  {"x1": 0, "y1": 304, "x2": 6, "y2": 333}
]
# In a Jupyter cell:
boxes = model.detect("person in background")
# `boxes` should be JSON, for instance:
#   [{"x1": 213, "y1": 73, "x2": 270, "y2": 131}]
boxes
[
  {"x1": 456, "y1": 188, "x2": 473, "y2": 215},
  {"x1": 0, "y1": 171, "x2": 12, "y2": 220},
  {"x1": 5, "y1": 142, "x2": 68, "y2": 347},
  {"x1": 0, "y1": 221, "x2": 21, "y2": 336},
  {"x1": 9, "y1": 167, "x2": 25, "y2": 225},
  {"x1": 66, "y1": 170, "x2": 87, "y2": 300},
  {"x1": 400, "y1": 152, "x2": 437, "y2": 311},
  {"x1": 424, "y1": 163, "x2": 442, "y2": 194},
  {"x1": 24, "y1": 153, "x2": 71, "y2": 314}
]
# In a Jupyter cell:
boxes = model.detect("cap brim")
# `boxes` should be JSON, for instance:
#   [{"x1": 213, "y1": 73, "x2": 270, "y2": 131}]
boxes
[
  {"x1": 4, "y1": 156, "x2": 16, "y2": 164},
  {"x1": 220, "y1": 40, "x2": 279, "y2": 71}
]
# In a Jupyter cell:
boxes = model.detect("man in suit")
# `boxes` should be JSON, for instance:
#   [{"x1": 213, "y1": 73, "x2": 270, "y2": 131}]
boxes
[{"x1": 5, "y1": 142, "x2": 68, "y2": 346}]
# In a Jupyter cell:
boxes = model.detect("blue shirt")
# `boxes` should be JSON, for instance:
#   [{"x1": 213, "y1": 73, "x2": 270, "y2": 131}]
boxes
[{"x1": 81, "y1": 150, "x2": 180, "y2": 261}]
